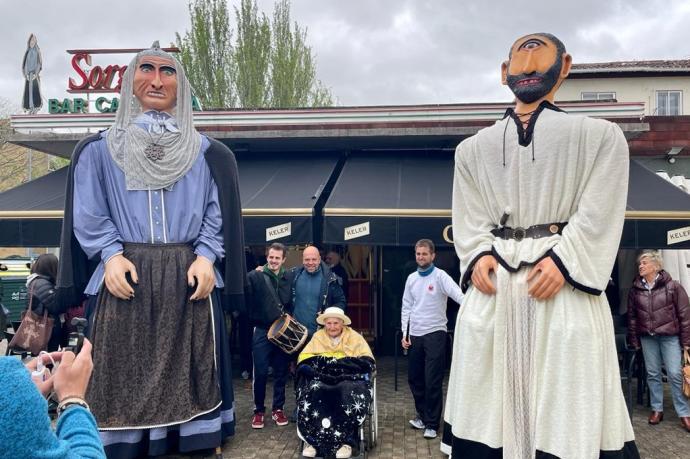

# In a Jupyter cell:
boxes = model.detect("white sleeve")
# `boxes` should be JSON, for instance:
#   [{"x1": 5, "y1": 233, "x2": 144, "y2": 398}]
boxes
[
  {"x1": 440, "y1": 270, "x2": 464, "y2": 305},
  {"x1": 401, "y1": 276, "x2": 414, "y2": 338},
  {"x1": 452, "y1": 138, "x2": 497, "y2": 292},
  {"x1": 550, "y1": 122, "x2": 629, "y2": 295}
]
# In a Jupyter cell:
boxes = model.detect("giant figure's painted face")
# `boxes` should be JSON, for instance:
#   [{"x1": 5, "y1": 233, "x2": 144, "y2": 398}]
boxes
[
  {"x1": 502, "y1": 34, "x2": 570, "y2": 105},
  {"x1": 133, "y1": 55, "x2": 178, "y2": 112}
]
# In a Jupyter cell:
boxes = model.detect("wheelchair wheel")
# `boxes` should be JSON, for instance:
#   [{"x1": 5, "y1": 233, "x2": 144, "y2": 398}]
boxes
[{"x1": 365, "y1": 378, "x2": 378, "y2": 449}]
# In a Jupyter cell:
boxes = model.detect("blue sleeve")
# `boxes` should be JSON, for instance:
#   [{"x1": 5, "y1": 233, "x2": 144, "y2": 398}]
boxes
[
  {"x1": 0, "y1": 358, "x2": 104, "y2": 459},
  {"x1": 55, "y1": 407, "x2": 106, "y2": 459},
  {"x1": 194, "y1": 172, "x2": 225, "y2": 264},
  {"x1": 73, "y1": 143, "x2": 123, "y2": 262}
]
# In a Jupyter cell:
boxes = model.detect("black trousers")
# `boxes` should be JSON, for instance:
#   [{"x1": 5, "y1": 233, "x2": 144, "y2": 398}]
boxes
[{"x1": 408, "y1": 330, "x2": 447, "y2": 430}]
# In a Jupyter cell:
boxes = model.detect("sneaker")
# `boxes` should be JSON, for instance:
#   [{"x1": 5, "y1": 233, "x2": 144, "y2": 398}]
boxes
[
  {"x1": 335, "y1": 444, "x2": 352, "y2": 458},
  {"x1": 272, "y1": 408, "x2": 289, "y2": 426},
  {"x1": 251, "y1": 412, "x2": 264, "y2": 429},
  {"x1": 302, "y1": 444, "x2": 317, "y2": 457},
  {"x1": 409, "y1": 417, "x2": 425, "y2": 430},
  {"x1": 241, "y1": 370, "x2": 250, "y2": 380},
  {"x1": 423, "y1": 428, "x2": 437, "y2": 439}
]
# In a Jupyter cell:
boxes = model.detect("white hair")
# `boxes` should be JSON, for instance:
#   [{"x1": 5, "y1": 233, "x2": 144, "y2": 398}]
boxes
[{"x1": 637, "y1": 250, "x2": 663, "y2": 270}]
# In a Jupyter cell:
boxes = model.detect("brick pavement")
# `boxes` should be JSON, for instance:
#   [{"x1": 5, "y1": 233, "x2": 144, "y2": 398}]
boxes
[
  {"x1": 3, "y1": 336, "x2": 688, "y2": 458},
  {"x1": 167, "y1": 357, "x2": 689, "y2": 459}
]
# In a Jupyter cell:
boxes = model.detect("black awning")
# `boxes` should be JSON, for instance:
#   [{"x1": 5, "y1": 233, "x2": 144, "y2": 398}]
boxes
[
  {"x1": 0, "y1": 154, "x2": 341, "y2": 247},
  {"x1": 621, "y1": 160, "x2": 690, "y2": 248},
  {"x1": 237, "y1": 152, "x2": 341, "y2": 244},
  {"x1": 323, "y1": 152, "x2": 454, "y2": 246},
  {"x1": 0, "y1": 167, "x2": 68, "y2": 247},
  {"x1": 0, "y1": 166, "x2": 68, "y2": 212},
  {"x1": 323, "y1": 155, "x2": 690, "y2": 247}
]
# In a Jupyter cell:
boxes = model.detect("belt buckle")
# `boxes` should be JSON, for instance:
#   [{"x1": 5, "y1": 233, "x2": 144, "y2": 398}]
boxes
[{"x1": 512, "y1": 227, "x2": 526, "y2": 241}]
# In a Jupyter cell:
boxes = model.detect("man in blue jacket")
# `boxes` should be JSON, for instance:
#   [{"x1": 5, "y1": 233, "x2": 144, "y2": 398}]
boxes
[{"x1": 291, "y1": 246, "x2": 346, "y2": 337}]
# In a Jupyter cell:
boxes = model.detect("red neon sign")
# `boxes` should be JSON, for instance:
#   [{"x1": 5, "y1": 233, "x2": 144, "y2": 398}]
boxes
[{"x1": 66, "y1": 48, "x2": 179, "y2": 94}]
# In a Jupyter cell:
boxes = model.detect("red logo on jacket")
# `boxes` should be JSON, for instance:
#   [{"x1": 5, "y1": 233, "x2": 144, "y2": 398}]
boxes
[{"x1": 428, "y1": 285, "x2": 434, "y2": 291}]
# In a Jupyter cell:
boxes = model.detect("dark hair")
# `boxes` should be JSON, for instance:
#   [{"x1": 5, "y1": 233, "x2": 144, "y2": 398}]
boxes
[
  {"x1": 31, "y1": 253, "x2": 58, "y2": 283},
  {"x1": 267, "y1": 242, "x2": 288, "y2": 258},
  {"x1": 508, "y1": 32, "x2": 566, "y2": 60},
  {"x1": 415, "y1": 239, "x2": 435, "y2": 253}
]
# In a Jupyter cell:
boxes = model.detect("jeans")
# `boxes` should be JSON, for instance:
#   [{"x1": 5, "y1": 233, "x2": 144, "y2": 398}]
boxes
[
  {"x1": 640, "y1": 334, "x2": 690, "y2": 417},
  {"x1": 252, "y1": 327, "x2": 291, "y2": 414}
]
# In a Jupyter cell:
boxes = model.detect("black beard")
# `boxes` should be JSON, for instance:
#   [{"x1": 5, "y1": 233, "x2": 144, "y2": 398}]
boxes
[{"x1": 506, "y1": 58, "x2": 562, "y2": 104}]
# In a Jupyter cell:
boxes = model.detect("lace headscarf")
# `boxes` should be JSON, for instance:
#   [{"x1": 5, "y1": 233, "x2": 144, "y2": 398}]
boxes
[{"x1": 106, "y1": 42, "x2": 201, "y2": 190}]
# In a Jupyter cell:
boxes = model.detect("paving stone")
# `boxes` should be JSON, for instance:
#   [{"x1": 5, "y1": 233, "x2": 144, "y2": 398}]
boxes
[{"x1": 1, "y1": 338, "x2": 676, "y2": 459}]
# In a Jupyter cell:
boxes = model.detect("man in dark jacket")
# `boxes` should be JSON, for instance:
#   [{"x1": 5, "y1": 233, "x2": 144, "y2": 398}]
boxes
[
  {"x1": 291, "y1": 246, "x2": 347, "y2": 337},
  {"x1": 246, "y1": 243, "x2": 293, "y2": 429},
  {"x1": 325, "y1": 250, "x2": 349, "y2": 301}
]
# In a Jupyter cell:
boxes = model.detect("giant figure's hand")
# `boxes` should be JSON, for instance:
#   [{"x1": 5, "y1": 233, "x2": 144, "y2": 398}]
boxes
[
  {"x1": 104, "y1": 254, "x2": 138, "y2": 300},
  {"x1": 401, "y1": 336, "x2": 411, "y2": 350},
  {"x1": 188, "y1": 255, "x2": 215, "y2": 301},
  {"x1": 53, "y1": 339, "x2": 94, "y2": 402},
  {"x1": 472, "y1": 255, "x2": 498, "y2": 295},
  {"x1": 527, "y1": 257, "x2": 565, "y2": 300}
]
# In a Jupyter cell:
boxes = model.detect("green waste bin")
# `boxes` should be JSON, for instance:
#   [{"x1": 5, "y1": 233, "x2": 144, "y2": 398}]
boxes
[{"x1": 0, "y1": 276, "x2": 29, "y2": 322}]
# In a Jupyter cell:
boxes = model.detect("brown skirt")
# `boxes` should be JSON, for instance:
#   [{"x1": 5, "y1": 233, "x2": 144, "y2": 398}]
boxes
[{"x1": 87, "y1": 243, "x2": 220, "y2": 429}]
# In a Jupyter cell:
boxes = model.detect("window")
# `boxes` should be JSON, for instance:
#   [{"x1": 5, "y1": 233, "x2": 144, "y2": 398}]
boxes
[
  {"x1": 656, "y1": 90, "x2": 682, "y2": 115},
  {"x1": 581, "y1": 91, "x2": 616, "y2": 101}
]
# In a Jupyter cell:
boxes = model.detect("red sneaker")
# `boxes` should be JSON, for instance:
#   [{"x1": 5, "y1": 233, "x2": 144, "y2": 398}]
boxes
[
  {"x1": 251, "y1": 412, "x2": 264, "y2": 429},
  {"x1": 272, "y1": 409, "x2": 289, "y2": 426}
]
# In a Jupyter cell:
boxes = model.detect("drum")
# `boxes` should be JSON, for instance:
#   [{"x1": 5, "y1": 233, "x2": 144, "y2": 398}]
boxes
[{"x1": 267, "y1": 313, "x2": 308, "y2": 354}]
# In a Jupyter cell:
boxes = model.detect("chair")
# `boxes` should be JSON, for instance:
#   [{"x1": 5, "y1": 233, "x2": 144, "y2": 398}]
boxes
[{"x1": 615, "y1": 333, "x2": 636, "y2": 418}]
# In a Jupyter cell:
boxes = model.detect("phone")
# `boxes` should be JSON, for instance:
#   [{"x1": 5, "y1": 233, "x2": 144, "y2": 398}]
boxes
[{"x1": 66, "y1": 317, "x2": 87, "y2": 354}]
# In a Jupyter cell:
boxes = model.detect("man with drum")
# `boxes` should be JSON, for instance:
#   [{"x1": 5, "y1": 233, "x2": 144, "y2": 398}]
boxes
[{"x1": 246, "y1": 242, "x2": 294, "y2": 429}]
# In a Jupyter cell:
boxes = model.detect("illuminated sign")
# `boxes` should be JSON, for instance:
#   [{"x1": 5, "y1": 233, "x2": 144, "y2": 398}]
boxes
[{"x1": 48, "y1": 47, "x2": 200, "y2": 114}]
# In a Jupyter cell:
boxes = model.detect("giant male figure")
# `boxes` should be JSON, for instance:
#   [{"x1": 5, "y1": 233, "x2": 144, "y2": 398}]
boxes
[
  {"x1": 442, "y1": 34, "x2": 639, "y2": 458},
  {"x1": 57, "y1": 42, "x2": 246, "y2": 458}
]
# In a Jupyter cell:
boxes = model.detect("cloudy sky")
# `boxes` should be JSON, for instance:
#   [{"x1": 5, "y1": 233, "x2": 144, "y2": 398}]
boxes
[{"x1": 1, "y1": 0, "x2": 689, "y2": 112}]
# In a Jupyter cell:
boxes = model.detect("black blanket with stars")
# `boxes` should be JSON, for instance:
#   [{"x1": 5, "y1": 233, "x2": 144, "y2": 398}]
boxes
[{"x1": 295, "y1": 356, "x2": 375, "y2": 456}]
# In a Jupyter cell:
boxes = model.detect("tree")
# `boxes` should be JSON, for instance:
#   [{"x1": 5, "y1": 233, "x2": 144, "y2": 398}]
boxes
[
  {"x1": 232, "y1": 0, "x2": 270, "y2": 108},
  {"x1": 265, "y1": 0, "x2": 333, "y2": 108},
  {"x1": 176, "y1": 0, "x2": 236, "y2": 108},
  {"x1": 176, "y1": 0, "x2": 334, "y2": 109}
]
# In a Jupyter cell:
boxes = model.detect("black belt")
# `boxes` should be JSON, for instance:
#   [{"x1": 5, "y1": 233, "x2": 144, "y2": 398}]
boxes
[{"x1": 490, "y1": 222, "x2": 568, "y2": 241}]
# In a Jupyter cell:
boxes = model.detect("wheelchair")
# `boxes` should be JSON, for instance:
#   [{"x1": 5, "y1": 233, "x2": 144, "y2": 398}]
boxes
[
  {"x1": 298, "y1": 370, "x2": 378, "y2": 458},
  {"x1": 357, "y1": 371, "x2": 378, "y2": 458}
]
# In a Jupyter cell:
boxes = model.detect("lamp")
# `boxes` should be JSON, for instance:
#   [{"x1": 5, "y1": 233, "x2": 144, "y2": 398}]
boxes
[{"x1": 666, "y1": 147, "x2": 683, "y2": 164}]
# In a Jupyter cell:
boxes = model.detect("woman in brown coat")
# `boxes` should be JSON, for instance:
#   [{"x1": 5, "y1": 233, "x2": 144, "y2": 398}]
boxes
[{"x1": 627, "y1": 250, "x2": 690, "y2": 432}]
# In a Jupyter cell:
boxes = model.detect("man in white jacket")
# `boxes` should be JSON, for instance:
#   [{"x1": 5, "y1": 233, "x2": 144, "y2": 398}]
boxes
[{"x1": 401, "y1": 238, "x2": 463, "y2": 440}]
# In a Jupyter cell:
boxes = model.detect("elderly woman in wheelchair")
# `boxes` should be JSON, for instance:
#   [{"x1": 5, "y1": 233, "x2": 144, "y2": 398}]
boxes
[{"x1": 296, "y1": 307, "x2": 375, "y2": 458}]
